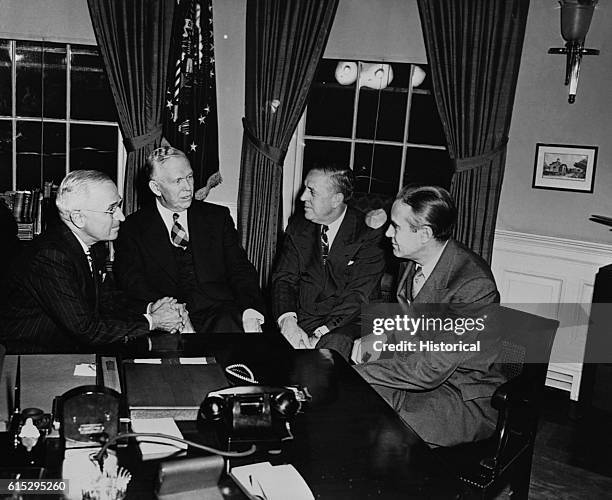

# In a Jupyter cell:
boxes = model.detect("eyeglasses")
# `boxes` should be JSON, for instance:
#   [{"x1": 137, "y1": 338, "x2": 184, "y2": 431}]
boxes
[{"x1": 79, "y1": 199, "x2": 123, "y2": 217}]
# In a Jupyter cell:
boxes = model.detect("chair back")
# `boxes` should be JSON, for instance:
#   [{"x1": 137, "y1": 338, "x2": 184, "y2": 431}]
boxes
[{"x1": 493, "y1": 306, "x2": 559, "y2": 386}]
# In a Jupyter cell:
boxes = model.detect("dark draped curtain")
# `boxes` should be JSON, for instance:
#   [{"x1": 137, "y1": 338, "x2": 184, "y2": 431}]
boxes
[
  {"x1": 163, "y1": 0, "x2": 220, "y2": 196},
  {"x1": 87, "y1": 0, "x2": 175, "y2": 214},
  {"x1": 417, "y1": 0, "x2": 529, "y2": 263},
  {"x1": 238, "y1": 0, "x2": 339, "y2": 287}
]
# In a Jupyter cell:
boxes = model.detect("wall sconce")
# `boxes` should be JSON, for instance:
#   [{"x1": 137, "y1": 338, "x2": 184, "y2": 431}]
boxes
[{"x1": 548, "y1": 0, "x2": 599, "y2": 103}]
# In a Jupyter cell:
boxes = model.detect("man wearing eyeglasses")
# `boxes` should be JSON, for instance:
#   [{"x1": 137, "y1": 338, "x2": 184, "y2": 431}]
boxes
[
  {"x1": 113, "y1": 146, "x2": 264, "y2": 333},
  {"x1": 353, "y1": 185, "x2": 504, "y2": 447},
  {"x1": 0, "y1": 170, "x2": 187, "y2": 352}
]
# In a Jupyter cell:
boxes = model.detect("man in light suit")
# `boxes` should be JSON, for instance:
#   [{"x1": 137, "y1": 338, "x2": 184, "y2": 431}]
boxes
[
  {"x1": 113, "y1": 146, "x2": 264, "y2": 333},
  {"x1": 271, "y1": 165, "x2": 385, "y2": 360},
  {"x1": 354, "y1": 185, "x2": 505, "y2": 447},
  {"x1": 0, "y1": 170, "x2": 185, "y2": 353}
]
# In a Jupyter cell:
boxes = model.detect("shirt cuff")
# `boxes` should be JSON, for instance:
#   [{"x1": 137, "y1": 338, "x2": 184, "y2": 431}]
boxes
[
  {"x1": 144, "y1": 302, "x2": 154, "y2": 330},
  {"x1": 277, "y1": 311, "x2": 297, "y2": 328},
  {"x1": 243, "y1": 308, "x2": 265, "y2": 324},
  {"x1": 313, "y1": 325, "x2": 330, "y2": 337}
]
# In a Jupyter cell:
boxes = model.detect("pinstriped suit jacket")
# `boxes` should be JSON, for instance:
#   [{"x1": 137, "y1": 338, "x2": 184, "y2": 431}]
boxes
[{"x1": 0, "y1": 223, "x2": 149, "y2": 352}]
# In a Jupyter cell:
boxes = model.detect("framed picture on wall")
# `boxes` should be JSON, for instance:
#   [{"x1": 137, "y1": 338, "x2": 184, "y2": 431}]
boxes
[{"x1": 532, "y1": 143, "x2": 598, "y2": 193}]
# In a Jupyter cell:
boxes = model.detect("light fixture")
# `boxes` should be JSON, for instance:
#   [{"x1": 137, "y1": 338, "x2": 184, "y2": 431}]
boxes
[{"x1": 548, "y1": 0, "x2": 599, "y2": 103}]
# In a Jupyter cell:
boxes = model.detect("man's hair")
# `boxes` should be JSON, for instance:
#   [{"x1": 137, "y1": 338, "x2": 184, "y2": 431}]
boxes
[
  {"x1": 145, "y1": 146, "x2": 189, "y2": 180},
  {"x1": 395, "y1": 185, "x2": 456, "y2": 241},
  {"x1": 55, "y1": 170, "x2": 113, "y2": 217},
  {"x1": 310, "y1": 165, "x2": 354, "y2": 201}
]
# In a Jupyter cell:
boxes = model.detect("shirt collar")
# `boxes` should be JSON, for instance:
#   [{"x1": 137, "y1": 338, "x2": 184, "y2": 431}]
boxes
[
  {"x1": 156, "y1": 198, "x2": 189, "y2": 237},
  {"x1": 418, "y1": 240, "x2": 449, "y2": 281}
]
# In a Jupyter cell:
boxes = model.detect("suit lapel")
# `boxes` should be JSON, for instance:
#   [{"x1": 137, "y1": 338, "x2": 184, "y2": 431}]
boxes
[
  {"x1": 58, "y1": 225, "x2": 98, "y2": 306},
  {"x1": 328, "y1": 207, "x2": 359, "y2": 262},
  {"x1": 142, "y1": 205, "x2": 178, "y2": 282},
  {"x1": 414, "y1": 241, "x2": 456, "y2": 303},
  {"x1": 188, "y1": 204, "x2": 213, "y2": 279}
]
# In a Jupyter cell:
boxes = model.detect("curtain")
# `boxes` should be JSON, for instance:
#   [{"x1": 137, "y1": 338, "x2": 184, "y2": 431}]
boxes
[
  {"x1": 417, "y1": 0, "x2": 529, "y2": 263},
  {"x1": 87, "y1": 0, "x2": 175, "y2": 214},
  {"x1": 163, "y1": 0, "x2": 220, "y2": 198},
  {"x1": 238, "y1": 0, "x2": 339, "y2": 287}
]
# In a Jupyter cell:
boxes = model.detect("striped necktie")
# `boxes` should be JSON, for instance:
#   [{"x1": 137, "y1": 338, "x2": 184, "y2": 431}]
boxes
[
  {"x1": 412, "y1": 265, "x2": 425, "y2": 300},
  {"x1": 320, "y1": 224, "x2": 329, "y2": 265},
  {"x1": 171, "y1": 213, "x2": 189, "y2": 249}
]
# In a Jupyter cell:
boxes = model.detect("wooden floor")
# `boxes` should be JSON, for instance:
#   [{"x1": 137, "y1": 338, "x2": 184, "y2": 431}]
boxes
[{"x1": 528, "y1": 387, "x2": 612, "y2": 499}]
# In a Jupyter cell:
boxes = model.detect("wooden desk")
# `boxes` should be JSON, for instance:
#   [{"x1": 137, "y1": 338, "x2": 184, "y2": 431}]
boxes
[
  {"x1": 1, "y1": 334, "x2": 461, "y2": 499},
  {"x1": 118, "y1": 334, "x2": 461, "y2": 499}
]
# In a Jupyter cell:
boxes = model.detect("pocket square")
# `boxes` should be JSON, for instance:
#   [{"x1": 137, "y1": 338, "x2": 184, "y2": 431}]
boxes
[{"x1": 347, "y1": 260, "x2": 355, "y2": 266}]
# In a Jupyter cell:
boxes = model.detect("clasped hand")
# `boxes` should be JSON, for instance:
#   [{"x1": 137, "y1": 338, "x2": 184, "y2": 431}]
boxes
[
  {"x1": 149, "y1": 297, "x2": 194, "y2": 334},
  {"x1": 279, "y1": 316, "x2": 323, "y2": 349}
]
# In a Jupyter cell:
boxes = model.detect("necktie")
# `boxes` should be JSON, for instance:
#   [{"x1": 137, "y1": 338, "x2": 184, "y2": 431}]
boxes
[
  {"x1": 171, "y1": 213, "x2": 189, "y2": 249},
  {"x1": 320, "y1": 225, "x2": 329, "y2": 265},
  {"x1": 412, "y1": 265, "x2": 425, "y2": 300},
  {"x1": 85, "y1": 250, "x2": 94, "y2": 275}
]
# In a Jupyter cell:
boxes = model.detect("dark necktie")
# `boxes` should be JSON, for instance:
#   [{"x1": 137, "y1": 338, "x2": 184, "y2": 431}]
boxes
[
  {"x1": 171, "y1": 213, "x2": 189, "y2": 249},
  {"x1": 320, "y1": 225, "x2": 329, "y2": 265}
]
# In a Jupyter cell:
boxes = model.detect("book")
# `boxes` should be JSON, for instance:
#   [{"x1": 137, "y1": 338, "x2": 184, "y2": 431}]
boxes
[{"x1": 123, "y1": 362, "x2": 229, "y2": 421}]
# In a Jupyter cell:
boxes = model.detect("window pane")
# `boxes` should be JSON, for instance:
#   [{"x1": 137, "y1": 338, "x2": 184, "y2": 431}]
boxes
[
  {"x1": 16, "y1": 41, "x2": 43, "y2": 117},
  {"x1": 70, "y1": 124, "x2": 118, "y2": 182},
  {"x1": 354, "y1": 143, "x2": 401, "y2": 195},
  {"x1": 302, "y1": 139, "x2": 351, "y2": 176},
  {"x1": 70, "y1": 46, "x2": 117, "y2": 121},
  {"x1": 408, "y1": 93, "x2": 446, "y2": 146},
  {"x1": 42, "y1": 44, "x2": 67, "y2": 119},
  {"x1": 356, "y1": 62, "x2": 409, "y2": 142},
  {"x1": 16, "y1": 121, "x2": 42, "y2": 189},
  {"x1": 0, "y1": 120, "x2": 12, "y2": 190},
  {"x1": 43, "y1": 123, "x2": 66, "y2": 185},
  {"x1": 305, "y1": 60, "x2": 354, "y2": 138},
  {"x1": 403, "y1": 147, "x2": 453, "y2": 190},
  {"x1": 0, "y1": 41, "x2": 11, "y2": 116}
]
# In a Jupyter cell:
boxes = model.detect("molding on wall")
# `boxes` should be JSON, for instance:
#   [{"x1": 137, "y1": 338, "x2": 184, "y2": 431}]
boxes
[{"x1": 492, "y1": 229, "x2": 612, "y2": 400}]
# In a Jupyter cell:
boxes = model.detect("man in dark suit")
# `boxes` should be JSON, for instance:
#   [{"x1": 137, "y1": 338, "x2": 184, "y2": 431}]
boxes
[
  {"x1": 271, "y1": 166, "x2": 385, "y2": 360},
  {"x1": 354, "y1": 185, "x2": 505, "y2": 447},
  {"x1": 113, "y1": 146, "x2": 264, "y2": 333},
  {"x1": 0, "y1": 170, "x2": 185, "y2": 352}
]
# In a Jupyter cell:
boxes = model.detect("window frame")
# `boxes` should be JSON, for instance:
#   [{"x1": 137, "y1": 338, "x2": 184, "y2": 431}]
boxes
[{"x1": 0, "y1": 39, "x2": 125, "y2": 194}]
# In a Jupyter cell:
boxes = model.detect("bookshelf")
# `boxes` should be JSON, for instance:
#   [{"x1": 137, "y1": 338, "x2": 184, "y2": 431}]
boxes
[{"x1": 0, "y1": 182, "x2": 58, "y2": 241}]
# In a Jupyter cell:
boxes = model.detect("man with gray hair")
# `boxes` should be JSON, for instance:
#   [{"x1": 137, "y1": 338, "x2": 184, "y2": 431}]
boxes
[
  {"x1": 0, "y1": 170, "x2": 186, "y2": 352},
  {"x1": 113, "y1": 146, "x2": 264, "y2": 333}
]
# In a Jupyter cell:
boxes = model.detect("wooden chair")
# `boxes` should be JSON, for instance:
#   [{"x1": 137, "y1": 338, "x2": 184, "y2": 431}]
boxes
[{"x1": 433, "y1": 306, "x2": 559, "y2": 499}]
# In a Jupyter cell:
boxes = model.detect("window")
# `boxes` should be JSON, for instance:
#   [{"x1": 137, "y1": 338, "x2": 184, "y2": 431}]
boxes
[
  {"x1": 300, "y1": 59, "x2": 452, "y2": 196},
  {"x1": 0, "y1": 40, "x2": 123, "y2": 193}
]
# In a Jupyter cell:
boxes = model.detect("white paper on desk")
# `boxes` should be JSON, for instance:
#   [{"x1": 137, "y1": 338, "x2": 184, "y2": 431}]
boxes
[
  {"x1": 131, "y1": 417, "x2": 187, "y2": 460},
  {"x1": 133, "y1": 358, "x2": 162, "y2": 364},
  {"x1": 178, "y1": 357, "x2": 209, "y2": 364},
  {"x1": 73, "y1": 363, "x2": 97, "y2": 376},
  {"x1": 231, "y1": 462, "x2": 314, "y2": 500}
]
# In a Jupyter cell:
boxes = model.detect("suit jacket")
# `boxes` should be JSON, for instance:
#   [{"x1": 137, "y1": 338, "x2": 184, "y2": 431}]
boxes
[
  {"x1": 0, "y1": 223, "x2": 150, "y2": 352},
  {"x1": 272, "y1": 207, "x2": 385, "y2": 334},
  {"x1": 113, "y1": 201, "x2": 264, "y2": 314},
  {"x1": 396, "y1": 239, "x2": 500, "y2": 305},
  {"x1": 356, "y1": 239, "x2": 504, "y2": 445}
]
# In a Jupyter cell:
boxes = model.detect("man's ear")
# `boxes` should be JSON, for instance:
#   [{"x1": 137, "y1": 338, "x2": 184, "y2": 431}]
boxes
[
  {"x1": 331, "y1": 192, "x2": 344, "y2": 208},
  {"x1": 70, "y1": 211, "x2": 86, "y2": 229},
  {"x1": 419, "y1": 225, "x2": 434, "y2": 244},
  {"x1": 149, "y1": 179, "x2": 161, "y2": 197}
]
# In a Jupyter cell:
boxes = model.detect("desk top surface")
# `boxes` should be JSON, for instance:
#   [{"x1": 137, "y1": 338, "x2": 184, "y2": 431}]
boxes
[{"x1": 2, "y1": 334, "x2": 461, "y2": 499}]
